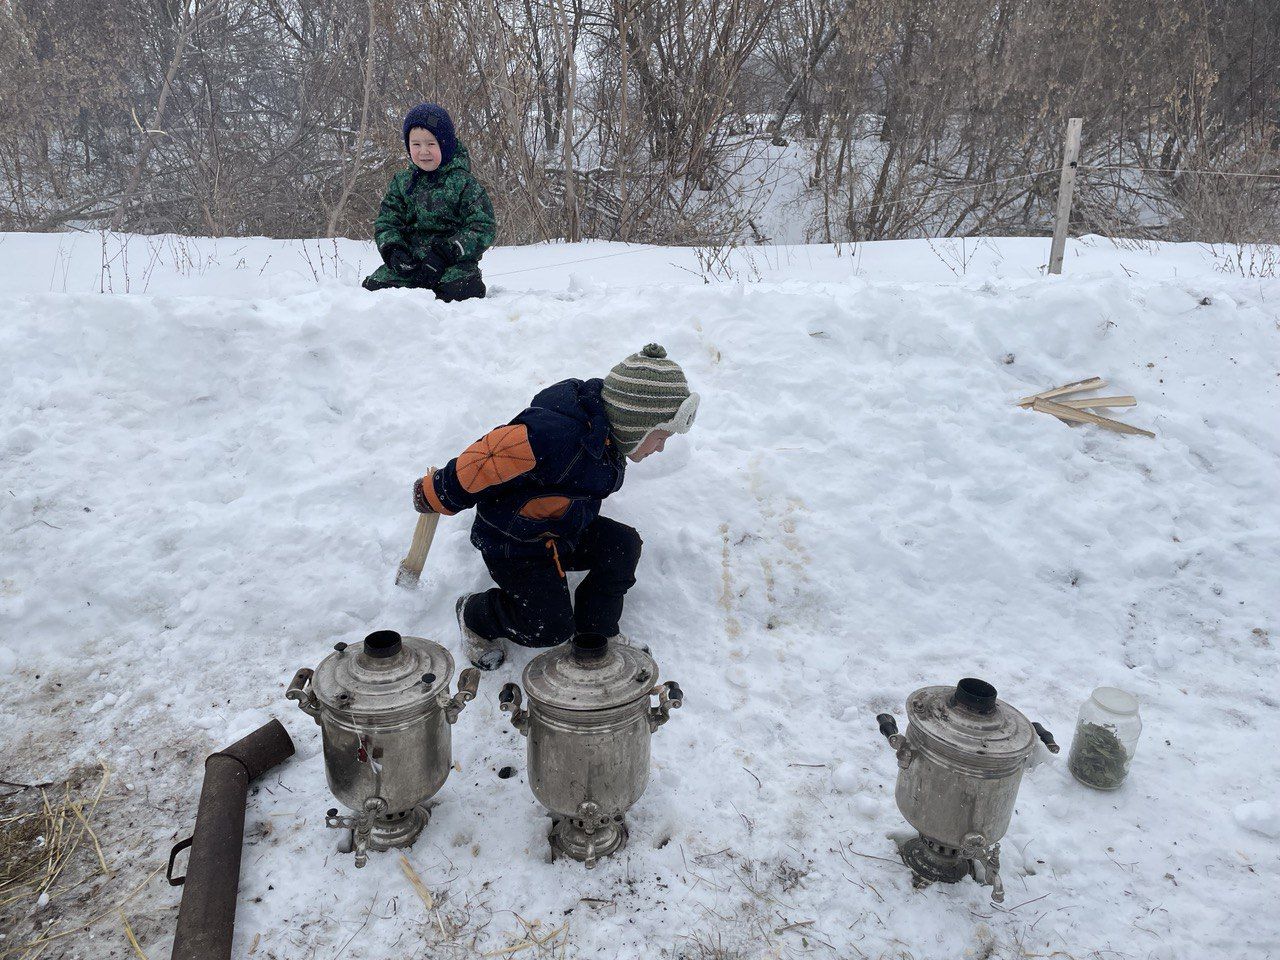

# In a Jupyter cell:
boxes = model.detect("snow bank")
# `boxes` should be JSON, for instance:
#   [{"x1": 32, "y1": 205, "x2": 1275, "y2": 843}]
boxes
[{"x1": 1, "y1": 233, "x2": 1278, "y2": 958}]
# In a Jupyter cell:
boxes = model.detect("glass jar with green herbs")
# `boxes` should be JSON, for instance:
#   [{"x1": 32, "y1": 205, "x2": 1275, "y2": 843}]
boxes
[{"x1": 1067, "y1": 687, "x2": 1142, "y2": 790}]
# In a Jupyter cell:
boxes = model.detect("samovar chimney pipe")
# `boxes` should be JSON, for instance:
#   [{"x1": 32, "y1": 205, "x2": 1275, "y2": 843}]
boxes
[{"x1": 952, "y1": 677, "x2": 997, "y2": 714}]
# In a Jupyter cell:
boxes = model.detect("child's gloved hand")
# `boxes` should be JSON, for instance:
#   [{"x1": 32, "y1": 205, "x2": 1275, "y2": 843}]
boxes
[
  {"x1": 412, "y1": 476, "x2": 436, "y2": 514},
  {"x1": 410, "y1": 250, "x2": 447, "y2": 284},
  {"x1": 381, "y1": 241, "x2": 418, "y2": 276},
  {"x1": 431, "y1": 236, "x2": 464, "y2": 264}
]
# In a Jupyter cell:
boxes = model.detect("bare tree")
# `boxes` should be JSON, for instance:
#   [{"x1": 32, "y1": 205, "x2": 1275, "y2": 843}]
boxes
[{"x1": 0, "y1": 0, "x2": 1276, "y2": 245}]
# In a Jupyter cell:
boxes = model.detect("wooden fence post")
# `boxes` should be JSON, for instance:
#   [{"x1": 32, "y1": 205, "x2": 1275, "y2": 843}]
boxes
[{"x1": 1048, "y1": 117, "x2": 1083, "y2": 275}]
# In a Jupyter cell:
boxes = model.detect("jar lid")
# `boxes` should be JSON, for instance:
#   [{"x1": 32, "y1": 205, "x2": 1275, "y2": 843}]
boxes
[
  {"x1": 312, "y1": 631, "x2": 453, "y2": 721},
  {"x1": 1090, "y1": 686, "x2": 1139, "y2": 716},
  {"x1": 904, "y1": 679, "x2": 1035, "y2": 771},
  {"x1": 522, "y1": 634, "x2": 657, "y2": 711}
]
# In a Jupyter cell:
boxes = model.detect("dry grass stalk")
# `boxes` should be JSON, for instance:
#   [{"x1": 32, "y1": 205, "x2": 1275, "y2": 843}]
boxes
[
  {"x1": 120, "y1": 910, "x2": 149, "y2": 959},
  {"x1": 38, "y1": 764, "x2": 111, "y2": 898},
  {"x1": 0, "y1": 865, "x2": 163, "y2": 959},
  {"x1": 0, "y1": 767, "x2": 108, "y2": 911},
  {"x1": 483, "y1": 940, "x2": 539, "y2": 957},
  {"x1": 481, "y1": 917, "x2": 569, "y2": 958},
  {"x1": 69, "y1": 799, "x2": 113, "y2": 880}
]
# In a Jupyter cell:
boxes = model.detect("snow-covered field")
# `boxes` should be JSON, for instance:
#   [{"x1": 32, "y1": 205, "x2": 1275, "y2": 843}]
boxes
[{"x1": 2, "y1": 231, "x2": 1278, "y2": 959}]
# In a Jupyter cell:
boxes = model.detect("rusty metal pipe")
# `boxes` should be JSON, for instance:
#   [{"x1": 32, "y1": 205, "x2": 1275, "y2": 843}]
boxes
[{"x1": 169, "y1": 719, "x2": 294, "y2": 960}]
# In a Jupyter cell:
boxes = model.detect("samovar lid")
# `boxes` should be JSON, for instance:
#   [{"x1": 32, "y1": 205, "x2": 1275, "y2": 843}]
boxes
[
  {"x1": 312, "y1": 630, "x2": 453, "y2": 721},
  {"x1": 522, "y1": 634, "x2": 658, "y2": 711},
  {"x1": 905, "y1": 678, "x2": 1035, "y2": 770}
]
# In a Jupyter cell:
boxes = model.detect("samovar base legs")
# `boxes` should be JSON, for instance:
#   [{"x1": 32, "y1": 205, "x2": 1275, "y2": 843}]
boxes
[
  {"x1": 898, "y1": 834, "x2": 1005, "y2": 902},
  {"x1": 899, "y1": 834, "x2": 972, "y2": 886},
  {"x1": 331, "y1": 802, "x2": 432, "y2": 863},
  {"x1": 369, "y1": 804, "x2": 431, "y2": 851},
  {"x1": 549, "y1": 812, "x2": 628, "y2": 867}
]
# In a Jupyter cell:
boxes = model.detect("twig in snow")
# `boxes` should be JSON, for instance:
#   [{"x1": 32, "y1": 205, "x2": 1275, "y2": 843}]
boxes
[
  {"x1": 331, "y1": 891, "x2": 376, "y2": 959},
  {"x1": 1004, "y1": 892, "x2": 1051, "y2": 912},
  {"x1": 693, "y1": 847, "x2": 731, "y2": 864},
  {"x1": 1029, "y1": 905, "x2": 1080, "y2": 931},
  {"x1": 728, "y1": 800, "x2": 752, "y2": 834},
  {"x1": 1104, "y1": 849, "x2": 1139, "y2": 870},
  {"x1": 846, "y1": 848, "x2": 902, "y2": 867},
  {"x1": 773, "y1": 919, "x2": 814, "y2": 934},
  {"x1": 679, "y1": 845, "x2": 730, "y2": 892}
]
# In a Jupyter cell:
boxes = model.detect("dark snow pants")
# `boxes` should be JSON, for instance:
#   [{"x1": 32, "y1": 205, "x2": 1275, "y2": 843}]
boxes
[
  {"x1": 361, "y1": 273, "x2": 486, "y2": 302},
  {"x1": 463, "y1": 516, "x2": 642, "y2": 648}
]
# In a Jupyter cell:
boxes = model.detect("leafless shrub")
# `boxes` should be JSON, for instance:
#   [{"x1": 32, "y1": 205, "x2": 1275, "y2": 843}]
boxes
[{"x1": 0, "y1": 0, "x2": 1277, "y2": 247}]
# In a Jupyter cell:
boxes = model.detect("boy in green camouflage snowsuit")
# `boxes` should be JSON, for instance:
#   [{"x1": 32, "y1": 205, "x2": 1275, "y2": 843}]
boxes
[{"x1": 362, "y1": 103, "x2": 497, "y2": 302}]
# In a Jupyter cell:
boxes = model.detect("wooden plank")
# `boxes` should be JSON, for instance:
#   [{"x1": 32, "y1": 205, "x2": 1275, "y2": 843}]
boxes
[
  {"x1": 1058, "y1": 395, "x2": 1136, "y2": 410},
  {"x1": 1032, "y1": 398, "x2": 1155, "y2": 438},
  {"x1": 1048, "y1": 117, "x2": 1083, "y2": 275},
  {"x1": 1014, "y1": 376, "x2": 1106, "y2": 407}
]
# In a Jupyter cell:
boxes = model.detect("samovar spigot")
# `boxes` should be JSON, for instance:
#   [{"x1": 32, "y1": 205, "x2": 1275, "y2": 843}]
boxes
[
  {"x1": 961, "y1": 833, "x2": 1004, "y2": 903},
  {"x1": 326, "y1": 797, "x2": 387, "y2": 868}
]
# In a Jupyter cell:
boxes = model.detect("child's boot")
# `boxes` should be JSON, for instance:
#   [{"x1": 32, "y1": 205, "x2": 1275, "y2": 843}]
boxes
[
  {"x1": 457, "y1": 594, "x2": 507, "y2": 670},
  {"x1": 609, "y1": 633, "x2": 651, "y2": 654}
]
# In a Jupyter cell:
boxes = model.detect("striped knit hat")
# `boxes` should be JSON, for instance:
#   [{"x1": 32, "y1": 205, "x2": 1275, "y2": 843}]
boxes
[{"x1": 601, "y1": 344, "x2": 698, "y2": 454}]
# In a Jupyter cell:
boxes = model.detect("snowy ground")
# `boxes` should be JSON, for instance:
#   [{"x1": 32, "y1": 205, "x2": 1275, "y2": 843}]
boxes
[{"x1": 2, "y1": 232, "x2": 1278, "y2": 959}]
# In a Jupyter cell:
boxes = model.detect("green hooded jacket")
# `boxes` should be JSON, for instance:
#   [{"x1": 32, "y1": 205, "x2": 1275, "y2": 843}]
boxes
[{"x1": 364, "y1": 143, "x2": 497, "y2": 289}]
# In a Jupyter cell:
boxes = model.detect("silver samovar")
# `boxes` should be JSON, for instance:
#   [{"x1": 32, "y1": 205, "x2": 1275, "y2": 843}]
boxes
[
  {"x1": 875, "y1": 678, "x2": 1059, "y2": 902},
  {"x1": 287, "y1": 630, "x2": 480, "y2": 866},
  {"x1": 498, "y1": 633, "x2": 683, "y2": 866}
]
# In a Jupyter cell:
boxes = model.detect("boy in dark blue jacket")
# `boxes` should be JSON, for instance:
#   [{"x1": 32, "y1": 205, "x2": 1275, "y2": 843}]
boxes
[{"x1": 412, "y1": 345, "x2": 699, "y2": 669}]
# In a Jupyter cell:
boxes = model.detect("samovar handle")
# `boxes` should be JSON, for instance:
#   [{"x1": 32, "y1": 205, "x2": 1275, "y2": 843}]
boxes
[
  {"x1": 444, "y1": 668, "x2": 482, "y2": 724},
  {"x1": 286, "y1": 668, "x2": 320, "y2": 722},
  {"x1": 1031, "y1": 722, "x2": 1060, "y2": 754},
  {"x1": 648, "y1": 681, "x2": 683, "y2": 732},
  {"x1": 499, "y1": 683, "x2": 529, "y2": 735},
  {"x1": 875, "y1": 713, "x2": 913, "y2": 768}
]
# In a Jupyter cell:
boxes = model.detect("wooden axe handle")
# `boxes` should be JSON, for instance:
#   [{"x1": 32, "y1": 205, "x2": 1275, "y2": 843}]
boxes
[
  {"x1": 403, "y1": 511, "x2": 439, "y2": 570},
  {"x1": 396, "y1": 471, "x2": 442, "y2": 587}
]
